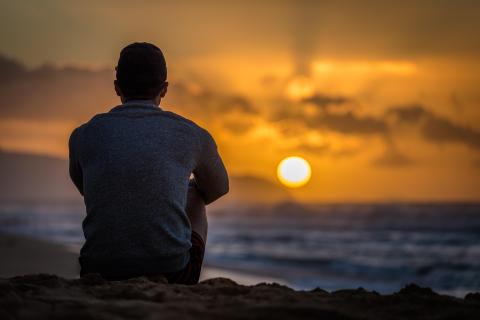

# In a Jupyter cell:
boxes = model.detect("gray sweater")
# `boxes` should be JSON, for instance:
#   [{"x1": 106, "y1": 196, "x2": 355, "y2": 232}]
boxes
[{"x1": 69, "y1": 101, "x2": 229, "y2": 278}]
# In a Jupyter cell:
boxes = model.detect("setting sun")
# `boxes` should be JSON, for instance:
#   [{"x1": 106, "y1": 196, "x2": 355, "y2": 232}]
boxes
[{"x1": 277, "y1": 156, "x2": 312, "y2": 188}]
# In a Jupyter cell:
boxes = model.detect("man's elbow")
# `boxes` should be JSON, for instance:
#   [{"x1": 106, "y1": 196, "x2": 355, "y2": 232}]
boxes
[
  {"x1": 204, "y1": 178, "x2": 229, "y2": 205},
  {"x1": 220, "y1": 178, "x2": 229, "y2": 198},
  {"x1": 69, "y1": 169, "x2": 84, "y2": 196},
  {"x1": 72, "y1": 179, "x2": 84, "y2": 197}
]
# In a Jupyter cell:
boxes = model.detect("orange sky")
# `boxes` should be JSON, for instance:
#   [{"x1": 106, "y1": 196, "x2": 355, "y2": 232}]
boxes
[{"x1": 0, "y1": 0, "x2": 479, "y2": 202}]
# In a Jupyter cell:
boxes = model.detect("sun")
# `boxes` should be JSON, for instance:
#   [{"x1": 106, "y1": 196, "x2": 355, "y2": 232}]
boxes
[{"x1": 277, "y1": 156, "x2": 312, "y2": 188}]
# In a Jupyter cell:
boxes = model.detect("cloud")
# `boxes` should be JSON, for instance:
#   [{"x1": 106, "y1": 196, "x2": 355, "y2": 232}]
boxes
[
  {"x1": 277, "y1": 89, "x2": 387, "y2": 136},
  {"x1": 273, "y1": 93, "x2": 388, "y2": 136},
  {"x1": 296, "y1": 143, "x2": 330, "y2": 154},
  {"x1": 0, "y1": 54, "x2": 115, "y2": 121},
  {"x1": 421, "y1": 116, "x2": 480, "y2": 149},
  {"x1": 297, "y1": 142, "x2": 360, "y2": 159},
  {"x1": 302, "y1": 93, "x2": 351, "y2": 109},
  {"x1": 217, "y1": 96, "x2": 257, "y2": 114},
  {"x1": 163, "y1": 79, "x2": 259, "y2": 120},
  {"x1": 222, "y1": 118, "x2": 255, "y2": 135},
  {"x1": 330, "y1": 148, "x2": 361, "y2": 158},
  {"x1": 318, "y1": 112, "x2": 388, "y2": 135},
  {"x1": 372, "y1": 147, "x2": 414, "y2": 167},
  {"x1": 387, "y1": 104, "x2": 427, "y2": 123},
  {"x1": 387, "y1": 104, "x2": 480, "y2": 150},
  {"x1": 0, "y1": 55, "x2": 26, "y2": 83}
]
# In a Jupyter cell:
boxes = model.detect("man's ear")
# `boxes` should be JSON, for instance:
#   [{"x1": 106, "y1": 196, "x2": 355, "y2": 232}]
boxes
[
  {"x1": 114, "y1": 80, "x2": 122, "y2": 97},
  {"x1": 160, "y1": 82, "x2": 168, "y2": 98}
]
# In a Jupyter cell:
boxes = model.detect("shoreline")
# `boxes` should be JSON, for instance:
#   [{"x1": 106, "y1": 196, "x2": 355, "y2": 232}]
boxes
[
  {"x1": 0, "y1": 232, "x2": 79, "y2": 279},
  {"x1": 0, "y1": 232, "x2": 286, "y2": 286}
]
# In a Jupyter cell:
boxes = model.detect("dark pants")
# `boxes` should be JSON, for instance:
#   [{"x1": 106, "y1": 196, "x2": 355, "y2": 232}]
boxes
[{"x1": 164, "y1": 230, "x2": 206, "y2": 284}]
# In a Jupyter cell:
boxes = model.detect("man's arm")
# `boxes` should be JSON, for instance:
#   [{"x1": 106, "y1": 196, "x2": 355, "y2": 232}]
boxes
[
  {"x1": 192, "y1": 129, "x2": 229, "y2": 205},
  {"x1": 68, "y1": 128, "x2": 84, "y2": 196}
]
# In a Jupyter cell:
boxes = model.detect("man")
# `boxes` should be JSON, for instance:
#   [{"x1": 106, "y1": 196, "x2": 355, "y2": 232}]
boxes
[{"x1": 68, "y1": 42, "x2": 229, "y2": 284}]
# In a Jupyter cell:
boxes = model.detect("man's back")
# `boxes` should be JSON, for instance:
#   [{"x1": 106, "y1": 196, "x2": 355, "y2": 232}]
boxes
[{"x1": 69, "y1": 101, "x2": 228, "y2": 277}]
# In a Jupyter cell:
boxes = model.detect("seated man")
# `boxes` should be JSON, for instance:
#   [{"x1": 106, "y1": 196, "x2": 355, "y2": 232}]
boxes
[{"x1": 68, "y1": 42, "x2": 229, "y2": 284}]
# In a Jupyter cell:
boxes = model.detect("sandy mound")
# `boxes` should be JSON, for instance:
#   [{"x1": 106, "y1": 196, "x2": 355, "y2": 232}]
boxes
[{"x1": 1, "y1": 274, "x2": 479, "y2": 319}]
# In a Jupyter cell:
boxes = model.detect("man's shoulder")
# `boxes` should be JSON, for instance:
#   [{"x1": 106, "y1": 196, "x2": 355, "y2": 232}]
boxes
[
  {"x1": 160, "y1": 110, "x2": 207, "y2": 134},
  {"x1": 70, "y1": 114, "x2": 99, "y2": 136},
  {"x1": 71, "y1": 109, "x2": 125, "y2": 134},
  {"x1": 68, "y1": 122, "x2": 88, "y2": 151},
  {"x1": 70, "y1": 122, "x2": 88, "y2": 136},
  {"x1": 69, "y1": 111, "x2": 106, "y2": 143},
  {"x1": 160, "y1": 110, "x2": 196, "y2": 125}
]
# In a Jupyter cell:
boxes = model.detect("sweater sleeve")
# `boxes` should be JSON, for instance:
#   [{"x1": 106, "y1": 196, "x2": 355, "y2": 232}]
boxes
[
  {"x1": 192, "y1": 129, "x2": 229, "y2": 205},
  {"x1": 68, "y1": 127, "x2": 84, "y2": 196}
]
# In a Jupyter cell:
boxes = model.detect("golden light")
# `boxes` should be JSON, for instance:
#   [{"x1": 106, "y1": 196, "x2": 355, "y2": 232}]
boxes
[
  {"x1": 285, "y1": 76, "x2": 315, "y2": 100},
  {"x1": 311, "y1": 60, "x2": 417, "y2": 76},
  {"x1": 277, "y1": 156, "x2": 312, "y2": 188}
]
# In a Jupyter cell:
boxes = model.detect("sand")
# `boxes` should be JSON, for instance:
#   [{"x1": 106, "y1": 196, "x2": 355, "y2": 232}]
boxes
[
  {"x1": 0, "y1": 233, "x2": 79, "y2": 278},
  {"x1": 2, "y1": 274, "x2": 480, "y2": 319},
  {"x1": 1, "y1": 233, "x2": 479, "y2": 319}
]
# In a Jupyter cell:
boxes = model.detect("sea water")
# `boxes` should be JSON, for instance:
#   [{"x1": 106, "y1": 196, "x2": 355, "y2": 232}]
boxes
[{"x1": 0, "y1": 201, "x2": 479, "y2": 297}]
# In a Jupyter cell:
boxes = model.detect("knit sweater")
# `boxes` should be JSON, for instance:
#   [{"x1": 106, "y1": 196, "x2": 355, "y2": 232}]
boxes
[{"x1": 68, "y1": 101, "x2": 229, "y2": 278}]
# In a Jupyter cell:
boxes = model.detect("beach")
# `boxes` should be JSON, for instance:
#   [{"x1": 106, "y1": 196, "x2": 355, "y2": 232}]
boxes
[
  {"x1": 0, "y1": 233, "x2": 79, "y2": 279},
  {"x1": 0, "y1": 232, "x2": 284, "y2": 286},
  {"x1": 1, "y1": 202, "x2": 480, "y2": 297},
  {"x1": 1, "y1": 232, "x2": 480, "y2": 319}
]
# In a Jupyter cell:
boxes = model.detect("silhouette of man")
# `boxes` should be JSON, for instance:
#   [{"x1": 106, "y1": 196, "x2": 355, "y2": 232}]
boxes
[{"x1": 68, "y1": 42, "x2": 229, "y2": 284}]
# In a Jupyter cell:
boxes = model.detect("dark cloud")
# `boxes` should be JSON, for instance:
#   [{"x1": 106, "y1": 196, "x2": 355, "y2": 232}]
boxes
[
  {"x1": 331, "y1": 148, "x2": 360, "y2": 158},
  {"x1": 372, "y1": 148, "x2": 414, "y2": 167},
  {"x1": 318, "y1": 112, "x2": 388, "y2": 135},
  {"x1": 0, "y1": 55, "x2": 115, "y2": 121},
  {"x1": 297, "y1": 143, "x2": 359, "y2": 159},
  {"x1": 0, "y1": 55, "x2": 26, "y2": 83},
  {"x1": 296, "y1": 143, "x2": 330, "y2": 154},
  {"x1": 273, "y1": 100, "x2": 388, "y2": 136},
  {"x1": 222, "y1": 119, "x2": 254, "y2": 135},
  {"x1": 217, "y1": 96, "x2": 257, "y2": 114},
  {"x1": 164, "y1": 81, "x2": 259, "y2": 119},
  {"x1": 387, "y1": 104, "x2": 480, "y2": 150},
  {"x1": 422, "y1": 115, "x2": 480, "y2": 149},
  {"x1": 302, "y1": 94, "x2": 351, "y2": 109},
  {"x1": 387, "y1": 104, "x2": 427, "y2": 123}
]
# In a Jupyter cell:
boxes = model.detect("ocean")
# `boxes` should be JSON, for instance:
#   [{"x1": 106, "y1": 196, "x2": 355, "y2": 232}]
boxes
[{"x1": 1, "y1": 201, "x2": 479, "y2": 297}]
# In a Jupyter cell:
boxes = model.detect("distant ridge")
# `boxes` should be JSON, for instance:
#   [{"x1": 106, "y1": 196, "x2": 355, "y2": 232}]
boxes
[
  {"x1": 216, "y1": 175, "x2": 292, "y2": 206},
  {"x1": 0, "y1": 150, "x2": 80, "y2": 203},
  {"x1": 0, "y1": 150, "x2": 291, "y2": 205}
]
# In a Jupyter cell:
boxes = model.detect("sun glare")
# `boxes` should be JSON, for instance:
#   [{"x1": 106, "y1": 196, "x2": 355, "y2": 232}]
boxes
[{"x1": 277, "y1": 156, "x2": 312, "y2": 188}]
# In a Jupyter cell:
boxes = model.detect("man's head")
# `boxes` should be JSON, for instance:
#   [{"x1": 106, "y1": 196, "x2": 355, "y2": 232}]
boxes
[{"x1": 114, "y1": 42, "x2": 168, "y2": 104}]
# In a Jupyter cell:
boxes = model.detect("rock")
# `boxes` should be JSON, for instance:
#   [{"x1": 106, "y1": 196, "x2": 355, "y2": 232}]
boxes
[
  {"x1": 397, "y1": 284, "x2": 438, "y2": 297},
  {"x1": 465, "y1": 292, "x2": 480, "y2": 302}
]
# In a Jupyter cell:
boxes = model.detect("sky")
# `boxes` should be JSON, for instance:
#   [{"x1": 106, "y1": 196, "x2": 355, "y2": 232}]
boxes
[{"x1": 0, "y1": 0, "x2": 479, "y2": 202}]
